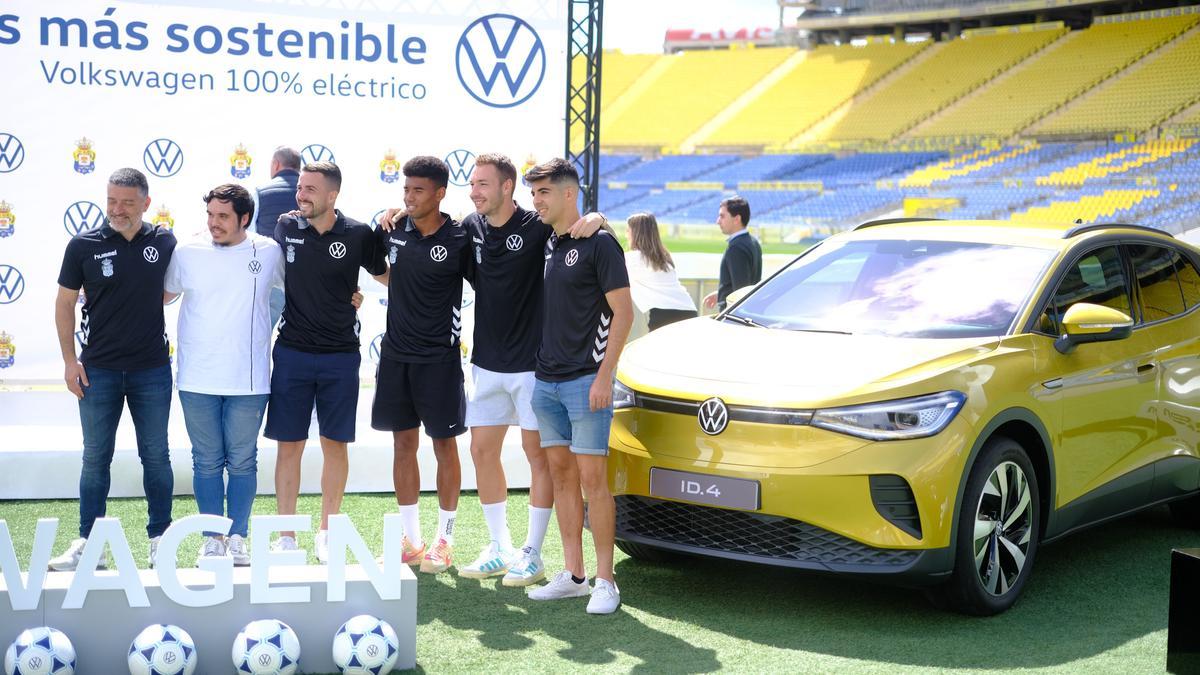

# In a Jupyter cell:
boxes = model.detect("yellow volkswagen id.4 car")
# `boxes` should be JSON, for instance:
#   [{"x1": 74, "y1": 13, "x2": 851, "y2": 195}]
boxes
[{"x1": 609, "y1": 218, "x2": 1200, "y2": 614}]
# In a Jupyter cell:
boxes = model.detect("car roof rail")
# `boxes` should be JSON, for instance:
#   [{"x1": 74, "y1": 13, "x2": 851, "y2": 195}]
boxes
[
  {"x1": 1063, "y1": 222, "x2": 1174, "y2": 239},
  {"x1": 852, "y1": 217, "x2": 942, "y2": 231}
]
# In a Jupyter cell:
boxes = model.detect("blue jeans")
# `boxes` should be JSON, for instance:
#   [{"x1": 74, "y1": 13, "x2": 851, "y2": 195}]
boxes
[
  {"x1": 179, "y1": 391, "x2": 269, "y2": 538},
  {"x1": 77, "y1": 364, "x2": 173, "y2": 538},
  {"x1": 531, "y1": 373, "x2": 614, "y2": 456}
]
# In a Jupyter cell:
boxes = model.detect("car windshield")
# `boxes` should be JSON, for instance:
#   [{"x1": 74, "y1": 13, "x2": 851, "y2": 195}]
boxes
[{"x1": 729, "y1": 238, "x2": 1057, "y2": 338}]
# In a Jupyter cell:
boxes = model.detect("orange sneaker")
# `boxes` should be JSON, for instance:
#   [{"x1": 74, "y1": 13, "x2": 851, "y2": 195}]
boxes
[
  {"x1": 419, "y1": 538, "x2": 454, "y2": 574},
  {"x1": 377, "y1": 536, "x2": 425, "y2": 567}
]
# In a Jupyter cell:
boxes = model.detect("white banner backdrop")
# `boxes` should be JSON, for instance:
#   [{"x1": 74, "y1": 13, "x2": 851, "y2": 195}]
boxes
[{"x1": 0, "y1": 0, "x2": 566, "y2": 383}]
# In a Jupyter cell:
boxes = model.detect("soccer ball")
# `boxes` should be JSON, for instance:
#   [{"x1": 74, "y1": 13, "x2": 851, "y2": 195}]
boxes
[
  {"x1": 331, "y1": 615, "x2": 399, "y2": 675},
  {"x1": 127, "y1": 624, "x2": 196, "y2": 675},
  {"x1": 4, "y1": 626, "x2": 76, "y2": 675},
  {"x1": 231, "y1": 619, "x2": 300, "y2": 675}
]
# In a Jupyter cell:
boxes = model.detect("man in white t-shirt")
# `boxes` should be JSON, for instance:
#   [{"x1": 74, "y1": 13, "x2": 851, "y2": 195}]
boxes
[{"x1": 164, "y1": 184, "x2": 283, "y2": 566}]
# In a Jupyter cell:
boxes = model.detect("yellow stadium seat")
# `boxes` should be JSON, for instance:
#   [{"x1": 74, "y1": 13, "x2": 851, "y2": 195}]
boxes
[{"x1": 1010, "y1": 189, "x2": 1160, "y2": 223}]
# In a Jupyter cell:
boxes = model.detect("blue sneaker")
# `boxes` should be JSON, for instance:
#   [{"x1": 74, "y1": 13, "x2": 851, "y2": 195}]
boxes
[
  {"x1": 502, "y1": 546, "x2": 546, "y2": 587},
  {"x1": 459, "y1": 542, "x2": 513, "y2": 579}
]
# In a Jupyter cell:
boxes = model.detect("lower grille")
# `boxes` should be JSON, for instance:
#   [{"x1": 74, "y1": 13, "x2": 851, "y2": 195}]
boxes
[{"x1": 615, "y1": 495, "x2": 919, "y2": 569}]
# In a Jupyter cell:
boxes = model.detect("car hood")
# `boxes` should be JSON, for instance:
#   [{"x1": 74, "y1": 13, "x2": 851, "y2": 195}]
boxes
[{"x1": 619, "y1": 317, "x2": 1000, "y2": 407}]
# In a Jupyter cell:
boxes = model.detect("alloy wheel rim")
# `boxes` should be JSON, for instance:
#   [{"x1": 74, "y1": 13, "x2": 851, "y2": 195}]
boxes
[{"x1": 973, "y1": 460, "x2": 1033, "y2": 597}]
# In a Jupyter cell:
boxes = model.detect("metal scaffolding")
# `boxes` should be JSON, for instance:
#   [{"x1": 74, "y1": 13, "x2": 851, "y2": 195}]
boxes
[{"x1": 565, "y1": 0, "x2": 604, "y2": 213}]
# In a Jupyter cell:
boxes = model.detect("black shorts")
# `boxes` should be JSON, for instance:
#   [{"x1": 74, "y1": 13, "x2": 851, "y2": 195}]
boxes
[
  {"x1": 264, "y1": 344, "x2": 360, "y2": 443},
  {"x1": 371, "y1": 358, "x2": 466, "y2": 438}
]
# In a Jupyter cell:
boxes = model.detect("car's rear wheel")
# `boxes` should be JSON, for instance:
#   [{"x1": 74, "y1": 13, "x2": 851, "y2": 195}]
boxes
[
  {"x1": 616, "y1": 539, "x2": 681, "y2": 563},
  {"x1": 929, "y1": 435, "x2": 1040, "y2": 615}
]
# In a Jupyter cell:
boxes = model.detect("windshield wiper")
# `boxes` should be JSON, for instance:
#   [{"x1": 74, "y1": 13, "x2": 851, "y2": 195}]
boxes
[
  {"x1": 722, "y1": 313, "x2": 765, "y2": 328},
  {"x1": 789, "y1": 328, "x2": 853, "y2": 335}
]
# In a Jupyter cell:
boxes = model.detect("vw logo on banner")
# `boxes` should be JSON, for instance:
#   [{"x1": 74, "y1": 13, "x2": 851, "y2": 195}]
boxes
[
  {"x1": 0, "y1": 265, "x2": 26, "y2": 305},
  {"x1": 369, "y1": 333, "x2": 384, "y2": 364},
  {"x1": 63, "y1": 201, "x2": 105, "y2": 236},
  {"x1": 302, "y1": 144, "x2": 335, "y2": 165},
  {"x1": 445, "y1": 150, "x2": 476, "y2": 186},
  {"x1": 698, "y1": 397, "x2": 729, "y2": 436},
  {"x1": 143, "y1": 138, "x2": 184, "y2": 177},
  {"x1": 456, "y1": 14, "x2": 546, "y2": 108},
  {"x1": 0, "y1": 133, "x2": 25, "y2": 173}
]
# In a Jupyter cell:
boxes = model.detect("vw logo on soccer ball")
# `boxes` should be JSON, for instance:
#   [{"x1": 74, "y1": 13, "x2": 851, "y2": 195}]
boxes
[
  {"x1": 0, "y1": 264, "x2": 26, "y2": 305},
  {"x1": 445, "y1": 149, "x2": 476, "y2": 186},
  {"x1": 430, "y1": 245, "x2": 448, "y2": 262},
  {"x1": 302, "y1": 144, "x2": 335, "y2": 165},
  {"x1": 456, "y1": 14, "x2": 546, "y2": 108},
  {"x1": 329, "y1": 242, "x2": 347, "y2": 259},
  {"x1": 0, "y1": 133, "x2": 25, "y2": 173},
  {"x1": 143, "y1": 246, "x2": 159, "y2": 263},
  {"x1": 63, "y1": 201, "x2": 105, "y2": 236},
  {"x1": 506, "y1": 234, "x2": 523, "y2": 251},
  {"x1": 698, "y1": 397, "x2": 729, "y2": 436},
  {"x1": 565, "y1": 249, "x2": 579, "y2": 267},
  {"x1": 143, "y1": 138, "x2": 184, "y2": 177}
]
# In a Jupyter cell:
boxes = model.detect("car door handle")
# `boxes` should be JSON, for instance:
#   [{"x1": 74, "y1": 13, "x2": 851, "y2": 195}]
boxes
[{"x1": 1137, "y1": 363, "x2": 1156, "y2": 375}]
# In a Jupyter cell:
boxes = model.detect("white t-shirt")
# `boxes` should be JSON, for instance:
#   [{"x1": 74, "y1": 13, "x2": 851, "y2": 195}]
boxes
[
  {"x1": 624, "y1": 250, "x2": 697, "y2": 314},
  {"x1": 164, "y1": 232, "x2": 284, "y2": 395}
]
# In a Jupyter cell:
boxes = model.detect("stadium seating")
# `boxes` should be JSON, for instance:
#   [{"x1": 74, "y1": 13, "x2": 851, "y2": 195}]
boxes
[
  {"x1": 914, "y1": 13, "x2": 1200, "y2": 140},
  {"x1": 1036, "y1": 140, "x2": 1197, "y2": 185},
  {"x1": 812, "y1": 26, "x2": 1065, "y2": 142},
  {"x1": 1034, "y1": 25, "x2": 1200, "y2": 135},
  {"x1": 1010, "y1": 188, "x2": 1161, "y2": 223},
  {"x1": 699, "y1": 40, "x2": 927, "y2": 149},
  {"x1": 602, "y1": 47, "x2": 794, "y2": 149}
]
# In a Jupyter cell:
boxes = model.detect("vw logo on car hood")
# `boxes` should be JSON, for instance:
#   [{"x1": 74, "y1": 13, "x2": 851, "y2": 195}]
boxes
[{"x1": 698, "y1": 397, "x2": 729, "y2": 435}]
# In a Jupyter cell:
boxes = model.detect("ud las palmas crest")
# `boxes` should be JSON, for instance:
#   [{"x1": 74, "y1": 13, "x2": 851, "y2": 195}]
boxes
[
  {"x1": 73, "y1": 137, "x2": 96, "y2": 175},
  {"x1": 0, "y1": 200, "x2": 13, "y2": 238},
  {"x1": 101, "y1": 257, "x2": 114, "y2": 277},
  {"x1": 230, "y1": 143, "x2": 252, "y2": 180},
  {"x1": 380, "y1": 149, "x2": 401, "y2": 184},
  {"x1": 153, "y1": 204, "x2": 174, "y2": 230},
  {"x1": 0, "y1": 331, "x2": 13, "y2": 368}
]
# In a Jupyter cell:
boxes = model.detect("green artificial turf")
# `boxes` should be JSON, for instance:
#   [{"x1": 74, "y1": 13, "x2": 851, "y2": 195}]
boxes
[{"x1": 0, "y1": 492, "x2": 1192, "y2": 674}]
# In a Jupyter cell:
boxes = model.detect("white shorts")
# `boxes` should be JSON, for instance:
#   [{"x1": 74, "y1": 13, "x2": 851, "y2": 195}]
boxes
[{"x1": 465, "y1": 365, "x2": 539, "y2": 430}]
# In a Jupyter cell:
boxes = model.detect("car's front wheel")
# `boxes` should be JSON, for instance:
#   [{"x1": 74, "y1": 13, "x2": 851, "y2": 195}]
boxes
[{"x1": 930, "y1": 435, "x2": 1040, "y2": 615}]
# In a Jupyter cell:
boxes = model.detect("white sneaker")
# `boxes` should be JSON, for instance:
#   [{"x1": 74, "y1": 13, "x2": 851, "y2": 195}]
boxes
[
  {"x1": 227, "y1": 534, "x2": 250, "y2": 566},
  {"x1": 271, "y1": 535, "x2": 298, "y2": 553},
  {"x1": 528, "y1": 570, "x2": 590, "y2": 600},
  {"x1": 502, "y1": 546, "x2": 546, "y2": 587},
  {"x1": 48, "y1": 537, "x2": 98, "y2": 571},
  {"x1": 459, "y1": 542, "x2": 515, "y2": 579},
  {"x1": 148, "y1": 536, "x2": 162, "y2": 569},
  {"x1": 587, "y1": 578, "x2": 621, "y2": 615},
  {"x1": 315, "y1": 530, "x2": 329, "y2": 564},
  {"x1": 196, "y1": 536, "x2": 226, "y2": 567}
]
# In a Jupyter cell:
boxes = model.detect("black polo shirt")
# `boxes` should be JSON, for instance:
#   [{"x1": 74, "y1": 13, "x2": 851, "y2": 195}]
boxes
[
  {"x1": 377, "y1": 214, "x2": 473, "y2": 363},
  {"x1": 57, "y1": 221, "x2": 176, "y2": 370},
  {"x1": 463, "y1": 206, "x2": 553, "y2": 373},
  {"x1": 275, "y1": 210, "x2": 386, "y2": 354},
  {"x1": 536, "y1": 229, "x2": 629, "y2": 382}
]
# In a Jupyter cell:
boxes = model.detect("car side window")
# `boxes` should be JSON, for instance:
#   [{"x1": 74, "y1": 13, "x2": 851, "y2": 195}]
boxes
[
  {"x1": 1176, "y1": 251, "x2": 1200, "y2": 310},
  {"x1": 1127, "y1": 243, "x2": 1186, "y2": 323},
  {"x1": 1041, "y1": 246, "x2": 1131, "y2": 335}
]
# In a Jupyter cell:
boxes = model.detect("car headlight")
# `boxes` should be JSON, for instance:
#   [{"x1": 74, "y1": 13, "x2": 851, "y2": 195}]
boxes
[
  {"x1": 810, "y1": 391, "x2": 966, "y2": 441},
  {"x1": 613, "y1": 379, "x2": 636, "y2": 410}
]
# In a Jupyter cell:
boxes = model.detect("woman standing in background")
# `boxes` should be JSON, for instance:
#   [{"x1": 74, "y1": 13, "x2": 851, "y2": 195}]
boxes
[{"x1": 625, "y1": 213, "x2": 698, "y2": 331}]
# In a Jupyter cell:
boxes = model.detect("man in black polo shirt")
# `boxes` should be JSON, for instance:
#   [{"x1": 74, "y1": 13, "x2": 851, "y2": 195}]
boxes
[
  {"x1": 50, "y1": 167, "x2": 176, "y2": 571},
  {"x1": 371, "y1": 156, "x2": 473, "y2": 575},
  {"x1": 254, "y1": 146, "x2": 302, "y2": 327},
  {"x1": 702, "y1": 195, "x2": 762, "y2": 311},
  {"x1": 524, "y1": 159, "x2": 632, "y2": 615},
  {"x1": 379, "y1": 154, "x2": 604, "y2": 585},
  {"x1": 265, "y1": 161, "x2": 386, "y2": 563}
]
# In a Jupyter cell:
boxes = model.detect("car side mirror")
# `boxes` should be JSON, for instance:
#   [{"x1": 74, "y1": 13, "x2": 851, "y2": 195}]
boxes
[{"x1": 1054, "y1": 303, "x2": 1134, "y2": 354}]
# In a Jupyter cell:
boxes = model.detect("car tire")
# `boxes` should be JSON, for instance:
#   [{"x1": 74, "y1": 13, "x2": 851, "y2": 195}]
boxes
[
  {"x1": 615, "y1": 539, "x2": 681, "y2": 563},
  {"x1": 1169, "y1": 494, "x2": 1200, "y2": 528},
  {"x1": 929, "y1": 435, "x2": 1040, "y2": 616}
]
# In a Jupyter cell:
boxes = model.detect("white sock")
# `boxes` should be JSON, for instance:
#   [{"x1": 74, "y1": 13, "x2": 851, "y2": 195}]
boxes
[
  {"x1": 398, "y1": 503, "x2": 422, "y2": 548},
  {"x1": 524, "y1": 506, "x2": 552, "y2": 553},
  {"x1": 481, "y1": 501, "x2": 512, "y2": 550},
  {"x1": 437, "y1": 508, "x2": 457, "y2": 545}
]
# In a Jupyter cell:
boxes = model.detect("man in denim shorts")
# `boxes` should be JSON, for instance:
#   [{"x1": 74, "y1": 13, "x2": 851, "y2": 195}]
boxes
[{"x1": 524, "y1": 159, "x2": 632, "y2": 615}]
